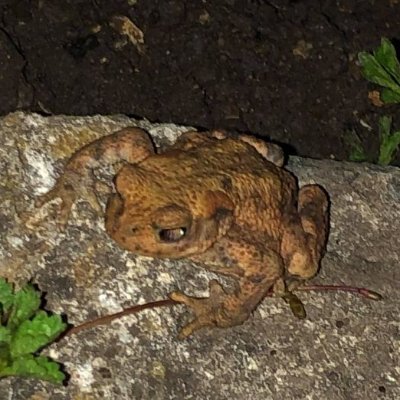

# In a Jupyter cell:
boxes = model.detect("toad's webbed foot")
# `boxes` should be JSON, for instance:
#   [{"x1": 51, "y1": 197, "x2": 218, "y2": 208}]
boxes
[
  {"x1": 35, "y1": 172, "x2": 102, "y2": 230},
  {"x1": 170, "y1": 280, "x2": 249, "y2": 339},
  {"x1": 35, "y1": 127, "x2": 155, "y2": 229}
]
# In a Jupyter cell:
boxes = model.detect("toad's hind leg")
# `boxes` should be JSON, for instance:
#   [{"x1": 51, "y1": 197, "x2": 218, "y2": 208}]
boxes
[
  {"x1": 212, "y1": 130, "x2": 285, "y2": 167},
  {"x1": 299, "y1": 185, "x2": 329, "y2": 265},
  {"x1": 170, "y1": 240, "x2": 284, "y2": 338},
  {"x1": 236, "y1": 134, "x2": 284, "y2": 167},
  {"x1": 286, "y1": 184, "x2": 329, "y2": 281},
  {"x1": 173, "y1": 130, "x2": 284, "y2": 167},
  {"x1": 35, "y1": 127, "x2": 155, "y2": 228}
]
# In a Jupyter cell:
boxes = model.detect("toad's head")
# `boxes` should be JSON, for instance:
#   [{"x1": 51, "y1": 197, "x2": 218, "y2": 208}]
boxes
[{"x1": 105, "y1": 165, "x2": 234, "y2": 258}]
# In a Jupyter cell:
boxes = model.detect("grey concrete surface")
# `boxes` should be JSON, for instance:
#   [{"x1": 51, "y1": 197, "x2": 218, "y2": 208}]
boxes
[{"x1": 0, "y1": 112, "x2": 398, "y2": 400}]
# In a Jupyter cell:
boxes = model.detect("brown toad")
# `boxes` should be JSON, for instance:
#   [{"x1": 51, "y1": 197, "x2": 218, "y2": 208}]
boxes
[{"x1": 36, "y1": 128, "x2": 329, "y2": 338}]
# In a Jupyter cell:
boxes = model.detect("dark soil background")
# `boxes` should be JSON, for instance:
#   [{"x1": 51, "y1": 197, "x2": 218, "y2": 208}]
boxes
[{"x1": 1, "y1": 0, "x2": 400, "y2": 163}]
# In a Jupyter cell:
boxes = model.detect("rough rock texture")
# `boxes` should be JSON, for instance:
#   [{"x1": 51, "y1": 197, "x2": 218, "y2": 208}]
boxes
[{"x1": 0, "y1": 113, "x2": 398, "y2": 400}]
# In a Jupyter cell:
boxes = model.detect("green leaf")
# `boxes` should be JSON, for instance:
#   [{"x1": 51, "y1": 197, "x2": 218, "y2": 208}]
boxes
[
  {"x1": 0, "y1": 344, "x2": 11, "y2": 371},
  {"x1": 377, "y1": 116, "x2": 400, "y2": 165},
  {"x1": 385, "y1": 130, "x2": 400, "y2": 162},
  {"x1": 358, "y1": 39, "x2": 400, "y2": 102},
  {"x1": 374, "y1": 38, "x2": 400, "y2": 86},
  {"x1": 0, "y1": 327, "x2": 11, "y2": 344},
  {"x1": 343, "y1": 131, "x2": 368, "y2": 162},
  {"x1": 10, "y1": 311, "x2": 67, "y2": 357},
  {"x1": 381, "y1": 87, "x2": 400, "y2": 103},
  {"x1": 0, "y1": 354, "x2": 65, "y2": 384},
  {"x1": 349, "y1": 146, "x2": 368, "y2": 162},
  {"x1": 0, "y1": 281, "x2": 68, "y2": 384},
  {"x1": 0, "y1": 278, "x2": 14, "y2": 314},
  {"x1": 379, "y1": 115, "x2": 392, "y2": 141},
  {"x1": 7, "y1": 284, "x2": 41, "y2": 330},
  {"x1": 358, "y1": 52, "x2": 400, "y2": 93},
  {"x1": 379, "y1": 134, "x2": 400, "y2": 165}
]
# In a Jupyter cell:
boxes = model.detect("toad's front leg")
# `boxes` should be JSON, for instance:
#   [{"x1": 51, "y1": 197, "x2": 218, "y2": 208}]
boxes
[
  {"x1": 35, "y1": 127, "x2": 155, "y2": 228},
  {"x1": 170, "y1": 241, "x2": 284, "y2": 338}
]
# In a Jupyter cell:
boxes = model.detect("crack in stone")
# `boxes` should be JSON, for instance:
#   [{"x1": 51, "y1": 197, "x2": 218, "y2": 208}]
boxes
[{"x1": 0, "y1": 17, "x2": 35, "y2": 108}]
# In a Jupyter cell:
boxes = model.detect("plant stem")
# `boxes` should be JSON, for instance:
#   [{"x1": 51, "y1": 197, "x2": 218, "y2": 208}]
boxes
[
  {"x1": 64, "y1": 284, "x2": 382, "y2": 337},
  {"x1": 294, "y1": 284, "x2": 383, "y2": 300}
]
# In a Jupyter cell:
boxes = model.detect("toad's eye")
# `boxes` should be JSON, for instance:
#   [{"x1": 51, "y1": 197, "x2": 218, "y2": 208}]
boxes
[{"x1": 158, "y1": 227, "x2": 187, "y2": 243}]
